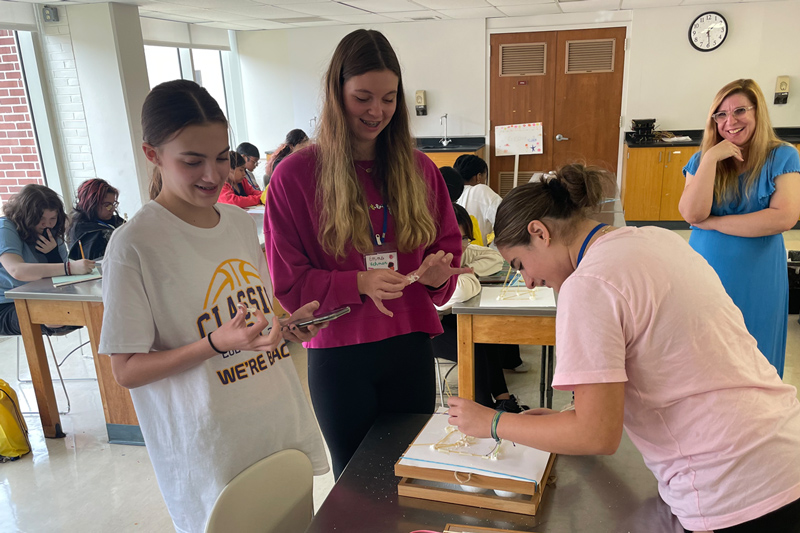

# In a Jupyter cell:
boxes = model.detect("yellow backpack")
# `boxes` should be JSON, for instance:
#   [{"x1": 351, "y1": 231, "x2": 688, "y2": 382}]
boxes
[{"x1": 0, "y1": 379, "x2": 30, "y2": 461}]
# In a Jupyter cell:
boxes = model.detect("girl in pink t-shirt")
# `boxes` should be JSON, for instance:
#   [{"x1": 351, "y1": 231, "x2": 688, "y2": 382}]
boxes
[{"x1": 448, "y1": 164, "x2": 800, "y2": 532}]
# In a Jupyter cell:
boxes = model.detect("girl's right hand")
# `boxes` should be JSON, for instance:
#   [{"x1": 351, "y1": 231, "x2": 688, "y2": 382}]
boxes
[
  {"x1": 357, "y1": 269, "x2": 409, "y2": 317},
  {"x1": 706, "y1": 140, "x2": 744, "y2": 163},
  {"x1": 209, "y1": 303, "x2": 282, "y2": 355},
  {"x1": 70, "y1": 259, "x2": 96, "y2": 275}
]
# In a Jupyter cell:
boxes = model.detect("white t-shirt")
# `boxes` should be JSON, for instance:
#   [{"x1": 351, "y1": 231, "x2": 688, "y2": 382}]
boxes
[
  {"x1": 553, "y1": 226, "x2": 800, "y2": 531},
  {"x1": 99, "y1": 202, "x2": 328, "y2": 533},
  {"x1": 457, "y1": 184, "x2": 502, "y2": 244}
]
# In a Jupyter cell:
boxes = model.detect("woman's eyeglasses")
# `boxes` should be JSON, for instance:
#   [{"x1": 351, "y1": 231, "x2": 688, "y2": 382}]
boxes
[
  {"x1": 102, "y1": 201, "x2": 119, "y2": 210},
  {"x1": 711, "y1": 105, "x2": 754, "y2": 124}
]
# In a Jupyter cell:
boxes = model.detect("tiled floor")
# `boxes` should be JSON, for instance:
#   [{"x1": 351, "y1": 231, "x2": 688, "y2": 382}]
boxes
[{"x1": 1, "y1": 230, "x2": 799, "y2": 533}]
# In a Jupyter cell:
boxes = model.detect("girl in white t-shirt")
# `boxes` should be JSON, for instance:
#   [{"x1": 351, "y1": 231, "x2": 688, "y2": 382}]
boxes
[
  {"x1": 98, "y1": 80, "x2": 328, "y2": 533},
  {"x1": 448, "y1": 164, "x2": 800, "y2": 532},
  {"x1": 454, "y1": 154, "x2": 502, "y2": 245}
]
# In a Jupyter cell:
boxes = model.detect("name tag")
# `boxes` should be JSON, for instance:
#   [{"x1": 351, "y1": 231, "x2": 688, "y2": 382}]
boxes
[{"x1": 365, "y1": 251, "x2": 397, "y2": 271}]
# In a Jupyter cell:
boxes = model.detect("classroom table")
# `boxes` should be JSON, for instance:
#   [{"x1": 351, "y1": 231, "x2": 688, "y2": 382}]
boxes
[
  {"x1": 452, "y1": 295, "x2": 556, "y2": 408},
  {"x1": 306, "y1": 413, "x2": 683, "y2": 533},
  {"x1": 452, "y1": 205, "x2": 626, "y2": 406},
  {"x1": 7, "y1": 278, "x2": 141, "y2": 444}
]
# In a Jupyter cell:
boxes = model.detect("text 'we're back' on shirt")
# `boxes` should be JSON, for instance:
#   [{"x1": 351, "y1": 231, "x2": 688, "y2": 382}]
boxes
[{"x1": 99, "y1": 201, "x2": 328, "y2": 533}]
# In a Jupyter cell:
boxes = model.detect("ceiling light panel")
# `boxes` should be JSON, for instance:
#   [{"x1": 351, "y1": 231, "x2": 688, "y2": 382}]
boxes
[
  {"x1": 495, "y1": 3, "x2": 562, "y2": 16},
  {"x1": 412, "y1": 0, "x2": 491, "y2": 8},
  {"x1": 435, "y1": 6, "x2": 506, "y2": 18},
  {"x1": 557, "y1": 0, "x2": 621, "y2": 13},
  {"x1": 340, "y1": 0, "x2": 429, "y2": 14}
]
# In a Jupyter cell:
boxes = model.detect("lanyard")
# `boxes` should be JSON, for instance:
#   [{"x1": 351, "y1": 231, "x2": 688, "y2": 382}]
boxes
[
  {"x1": 576, "y1": 223, "x2": 607, "y2": 267},
  {"x1": 369, "y1": 205, "x2": 388, "y2": 246}
]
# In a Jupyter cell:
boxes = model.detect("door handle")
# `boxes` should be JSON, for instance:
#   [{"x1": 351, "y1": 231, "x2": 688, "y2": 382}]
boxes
[{"x1": 555, "y1": 134, "x2": 569, "y2": 141}]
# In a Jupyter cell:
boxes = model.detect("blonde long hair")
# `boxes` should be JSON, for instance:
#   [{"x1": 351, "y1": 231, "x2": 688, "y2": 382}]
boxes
[
  {"x1": 315, "y1": 29, "x2": 436, "y2": 259},
  {"x1": 701, "y1": 79, "x2": 785, "y2": 205}
]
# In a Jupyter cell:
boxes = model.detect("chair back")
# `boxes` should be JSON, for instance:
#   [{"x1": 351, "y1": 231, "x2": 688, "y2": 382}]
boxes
[{"x1": 205, "y1": 449, "x2": 313, "y2": 533}]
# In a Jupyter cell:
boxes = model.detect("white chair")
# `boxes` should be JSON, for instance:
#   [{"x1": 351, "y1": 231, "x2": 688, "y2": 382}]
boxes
[{"x1": 205, "y1": 449, "x2": 314, "y2": 533}]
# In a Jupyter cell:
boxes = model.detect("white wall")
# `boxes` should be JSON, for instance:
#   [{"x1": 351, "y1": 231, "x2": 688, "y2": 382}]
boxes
[
  {"x1": 236, "y1": 18, "x2": 486, "y2": 152},
  {"x1": 626, "y1": 1, "x2": 799, "y2": 130}
]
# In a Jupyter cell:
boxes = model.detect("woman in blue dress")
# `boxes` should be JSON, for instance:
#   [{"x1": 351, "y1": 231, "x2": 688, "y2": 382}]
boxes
[{"x1": 680, "y1": 79, "x2": 800, "y2": 378}]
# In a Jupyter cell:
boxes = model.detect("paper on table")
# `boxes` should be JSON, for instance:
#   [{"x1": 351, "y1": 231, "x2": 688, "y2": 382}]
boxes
[
  {"x1": 52, "y1": 268, "x2": 101, "y2": 287},
  {"x1": 479, "y1": 286, "x2": 556, "y2": 308},
  {"x1": 398, "y1": 410, "x2": 551, "y2": 486}
]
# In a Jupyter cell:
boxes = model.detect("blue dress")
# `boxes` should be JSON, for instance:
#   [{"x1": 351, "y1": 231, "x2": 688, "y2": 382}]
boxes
[{"x1": 683, "y1": 144, "x2": 800, "y2": 377}]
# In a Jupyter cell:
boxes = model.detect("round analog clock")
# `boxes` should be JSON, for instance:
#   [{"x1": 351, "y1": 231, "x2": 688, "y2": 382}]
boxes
[{"x1": 689, "y1": 11, "x2": 728, "y2": 52}]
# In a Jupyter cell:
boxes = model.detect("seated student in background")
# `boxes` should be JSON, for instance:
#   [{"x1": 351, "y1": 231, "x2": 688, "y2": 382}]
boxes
[
  {"x1": 440, "y1": 166, "x2": 482, "y2": 246},
  {"x1": 67, "y1": 178, "x2": 125, "y2": 260},
  {"x1": 431, "y1": 203, "x2": 528, "y2": 413},
  {"x1": 235, "y1": 142, "x2": 262, "y2": 192},
  {"x1": 454, "y1": 154, "x2": 503, "y2": 245},
  {"x1": 448, "y1": 164, "x2": 800, "y2": 533},
  {"x1": 218, "y1": 151, "x2": 262, "y2": 209},
  {"x1": 264, "y1": 129, "x2": 309, "y2": 185},
  {"x1": 0, "y1": 184, "x2": 94, "y2": 335}
]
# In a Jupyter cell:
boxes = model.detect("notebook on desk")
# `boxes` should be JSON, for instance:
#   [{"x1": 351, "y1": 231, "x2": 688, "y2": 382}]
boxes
[{"x1": 52, "y1": 268, "x2": 101, "y2": 287}]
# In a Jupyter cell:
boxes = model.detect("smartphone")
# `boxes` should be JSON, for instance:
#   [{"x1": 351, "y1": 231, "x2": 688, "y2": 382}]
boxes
[{"x1": 289, "y1": 306, "x2": 351, "y2": 329}]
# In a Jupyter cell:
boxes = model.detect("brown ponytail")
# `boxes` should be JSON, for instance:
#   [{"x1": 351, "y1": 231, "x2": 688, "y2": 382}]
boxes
[{"x1": 494, "y1": 164, "x2": 614, "y2": 248}]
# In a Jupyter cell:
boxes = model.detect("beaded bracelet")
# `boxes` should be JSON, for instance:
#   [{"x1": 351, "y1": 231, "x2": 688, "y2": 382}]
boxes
[{"x1": 490, "y1": 411, "x2": 504, "y2": 443}]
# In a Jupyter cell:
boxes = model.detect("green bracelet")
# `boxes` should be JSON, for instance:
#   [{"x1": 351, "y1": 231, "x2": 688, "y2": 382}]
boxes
[{"x1": 491, "y1": 411, "x2": 503, "y2": 442}]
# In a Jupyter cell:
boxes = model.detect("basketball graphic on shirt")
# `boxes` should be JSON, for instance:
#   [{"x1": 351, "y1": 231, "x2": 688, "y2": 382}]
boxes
[{"x1": 203, "y1": 258, "x2": 262, "y2": 309}]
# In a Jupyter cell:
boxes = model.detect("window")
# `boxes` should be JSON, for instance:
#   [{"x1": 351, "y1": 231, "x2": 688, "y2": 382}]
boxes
[
  {"x1": 144, "y1": 45, "x2": 182, "y2": 89},
  {"x1": 191, "y1": 49, "x2": 227, "y2": 118}
]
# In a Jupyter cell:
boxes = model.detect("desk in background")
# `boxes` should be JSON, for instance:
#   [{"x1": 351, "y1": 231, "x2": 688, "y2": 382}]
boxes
[
  {"x1": 452, "y1": 204, "x2": 625, "y2": 405},
  {"x1": 7, "y1": 278, "x2": 141, "y2": 444},
  {"x1": 307, "y1": 414, "x2": 682, "y2": 532}
]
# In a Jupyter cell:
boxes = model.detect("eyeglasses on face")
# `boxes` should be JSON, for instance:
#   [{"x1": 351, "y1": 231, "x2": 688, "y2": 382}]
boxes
[
  {"x1": 102, "y1": 201, "x2": 119, "y2": 210},
  {"x1": 711, "y1": 105, "x2": 754, "y2": 124},
  {"x1": 461, "y1": 236, "x2": 472, "y2": 244}
]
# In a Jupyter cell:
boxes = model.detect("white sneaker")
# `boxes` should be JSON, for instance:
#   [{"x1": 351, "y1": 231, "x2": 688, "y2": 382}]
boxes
[{"x1": 512, "y1": 361, "x2": 530, "y2": 373}]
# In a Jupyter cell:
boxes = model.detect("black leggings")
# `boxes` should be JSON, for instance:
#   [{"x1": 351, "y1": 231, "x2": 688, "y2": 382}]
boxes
[
  {"x1": 683, "y1": 496, "x2": 800, "y2": 532},
  {"x1": 308, "y1": 332, "x2": 436, "y2": 479}
]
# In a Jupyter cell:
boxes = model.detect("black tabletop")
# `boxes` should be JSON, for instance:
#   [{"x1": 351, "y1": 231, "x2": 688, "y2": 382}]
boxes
[{"x1": 307, "y1": 414, "x2": 683, "y2": 533}]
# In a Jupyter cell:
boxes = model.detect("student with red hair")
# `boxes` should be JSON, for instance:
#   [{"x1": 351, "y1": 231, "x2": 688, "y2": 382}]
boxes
[{"x1": 68, "y1": 178, "x2": 125, "y2": 260}]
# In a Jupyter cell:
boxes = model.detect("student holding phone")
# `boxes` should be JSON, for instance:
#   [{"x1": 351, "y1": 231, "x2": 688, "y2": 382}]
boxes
[
  {"x1": 0, "y1": 184, "x2": 94, "y2": 335},
  {"x1": 99, "y1": 80, "x2": 328, "y2": 533},
  {"x1": 265, "y1": 29, "x2": 469, "y2": 478}
]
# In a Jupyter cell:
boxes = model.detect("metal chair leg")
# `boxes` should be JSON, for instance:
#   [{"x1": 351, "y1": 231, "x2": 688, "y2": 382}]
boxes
[
  {"x1": 434, "y1": 358, "x2": 444, "y2": 407},
  {"x1": 45, "y1": 335, "x2": 70, "y2": 415}
]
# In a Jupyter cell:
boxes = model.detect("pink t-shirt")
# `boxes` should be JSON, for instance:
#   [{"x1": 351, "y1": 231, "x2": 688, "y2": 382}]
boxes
[{"x1": 552, "y1": 226, "x2": 800, "y2": 531}]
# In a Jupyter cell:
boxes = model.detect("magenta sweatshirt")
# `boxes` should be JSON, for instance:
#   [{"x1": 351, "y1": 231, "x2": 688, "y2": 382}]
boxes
[{"x1": 264, "y1": 146, "x2": 462, "y2": 349}]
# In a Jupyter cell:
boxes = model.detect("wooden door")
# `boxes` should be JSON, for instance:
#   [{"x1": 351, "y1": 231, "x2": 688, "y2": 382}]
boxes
[
  {"x1": 659, "y1": 147, "x2": 698, "y2": 221},
  {"x1": 552, "y1": 27, "x2": 626, "y2": 174},
  {"x1": 489, "y1": 28, "x2": 626, "y2": 195},
  {"x1": 489, "y1": 31, "x2": 557, "y2": 192},
  {"x1": 621, "y1": 146, "x2": 664, "y2": 221}
]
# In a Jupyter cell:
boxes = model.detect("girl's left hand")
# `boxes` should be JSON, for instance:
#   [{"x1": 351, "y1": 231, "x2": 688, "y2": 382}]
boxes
[
  {"x1": 447, "y1": 396, "x2": 496, "y2": 439},
  {"x1": 35, "y1": 229, "x2": 57, "y2": 254},
  {"x1": 280, "y1": 300, "x2": 326, "y2": 343},
  {"x1": 411, "y1": 250, "x2": 472, "y2": 288}
]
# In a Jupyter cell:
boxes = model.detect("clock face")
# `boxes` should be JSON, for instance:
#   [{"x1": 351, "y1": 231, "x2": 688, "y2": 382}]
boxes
[{"x1": 689, "y1": 11, "x2": 728, "y2": 52}]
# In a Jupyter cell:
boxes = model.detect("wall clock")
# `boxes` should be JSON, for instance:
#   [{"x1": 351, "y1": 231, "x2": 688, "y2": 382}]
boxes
[{"x1": 689, "y1": 11, "x2": 728, "y2": 52}]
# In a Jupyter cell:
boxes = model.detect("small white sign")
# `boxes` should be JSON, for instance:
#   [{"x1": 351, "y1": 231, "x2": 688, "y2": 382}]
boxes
[{"x1": 495, "y1": 122, "x2": 543, "y2": 156}]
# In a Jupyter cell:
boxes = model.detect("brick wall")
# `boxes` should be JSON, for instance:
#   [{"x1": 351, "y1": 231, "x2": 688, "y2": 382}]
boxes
[{"x1": 0, "y1": 29, "x2": 44, "y2": 206}]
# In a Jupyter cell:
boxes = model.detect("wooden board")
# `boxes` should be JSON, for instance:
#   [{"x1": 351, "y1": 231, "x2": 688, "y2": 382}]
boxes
[{"x1": 396, "y1": 453, "x2": 556, "y2": 516}]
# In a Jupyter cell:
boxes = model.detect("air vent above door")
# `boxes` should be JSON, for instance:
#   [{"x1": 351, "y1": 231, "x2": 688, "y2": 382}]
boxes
[
  {"x1": 565, "y1": 39, "x2": 615, "y2": 74},
  {"x1": 499, "y1": 43, "x2": 546, "y2": 77}
]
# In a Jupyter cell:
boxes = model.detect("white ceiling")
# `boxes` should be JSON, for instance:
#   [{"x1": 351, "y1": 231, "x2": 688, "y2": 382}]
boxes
[{"x1": 2, "y1": 0, "x2": 785, "y2": 30}]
